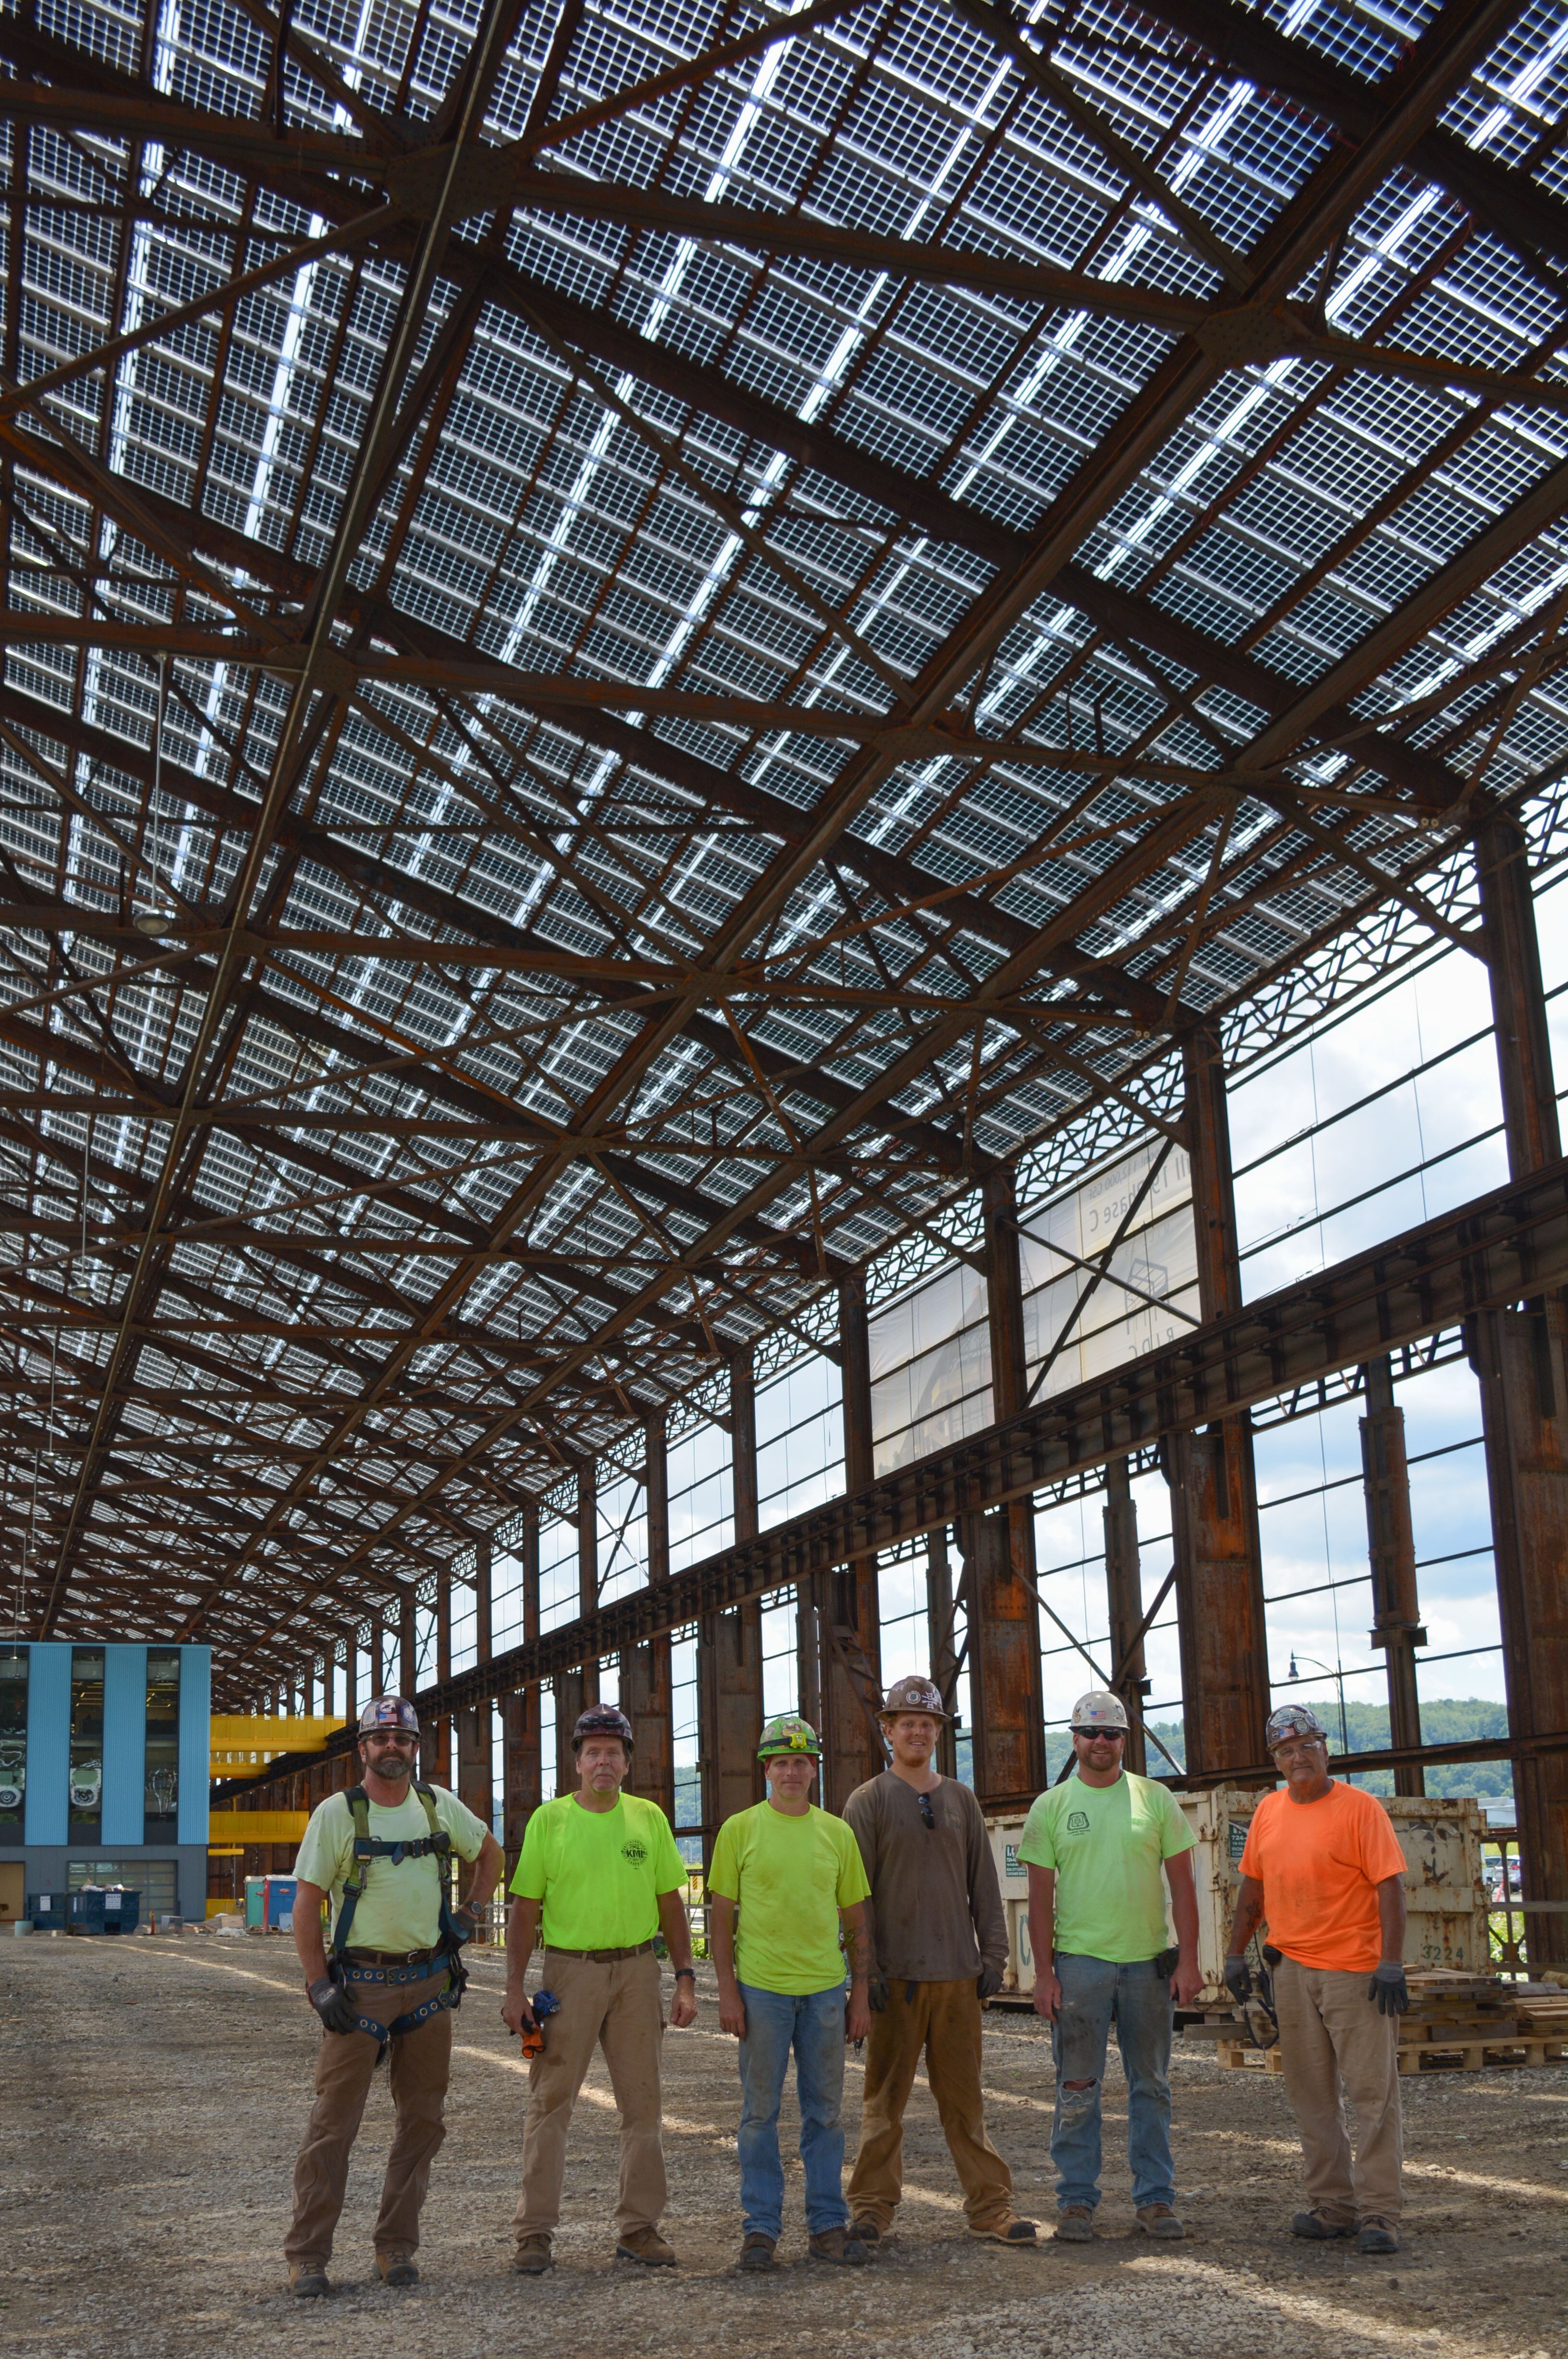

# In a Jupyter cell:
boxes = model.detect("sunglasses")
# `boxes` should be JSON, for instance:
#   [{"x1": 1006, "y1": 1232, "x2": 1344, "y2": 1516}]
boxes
[{"x1": 918, "y1": 1793, "x2": 936, "y2": 1831}]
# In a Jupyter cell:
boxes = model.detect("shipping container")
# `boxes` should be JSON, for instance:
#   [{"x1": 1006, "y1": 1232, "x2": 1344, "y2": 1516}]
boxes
[{"x1": 987, "y1": 1788, "x2": 1488, "y2": 2001}]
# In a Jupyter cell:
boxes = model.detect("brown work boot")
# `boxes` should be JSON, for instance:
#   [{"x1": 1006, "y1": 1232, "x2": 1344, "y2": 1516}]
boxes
[
  {"x1": 849, "y1": 2217, "x2": 884, "y2": 2250},
  {"x1": 513, "y1": 2236, "x2": 553, "y2": 2274},
  {"x1": 808, "y1": 2227, "x2": 870, "y2": 2266},
  {"x1": 738, "y1": 2232, "x2": 779, "y2": 2272},
  {"x1": 288, "y1": 2263, "x2": 330, "y2": 2298},
  {"x1": 969, "y1": 2216, "x2": 1039, "y2": 2245},
  {"x1": 1356, "y1": 2217, "x2": 1399, "y2": 2255},
  {"x1": 376, "y1": 2252, "x2": 419, "y2": 2286},
  {"x1": 1054, "y1": 2206, "x2": 1094, "y2": 2243},
  {"x1": 1136, "y1": 2205, "x2": 1185, "y2": 2241},
  {"x1": 616, "y1": 2225, "x2": 677, "y2": 2268}
]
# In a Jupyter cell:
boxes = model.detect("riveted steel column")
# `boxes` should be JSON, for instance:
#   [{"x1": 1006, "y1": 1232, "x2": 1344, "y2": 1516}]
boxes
[
  {"x1": 926, "y1": 1524, "x2": 960, "y2": 1778},
  {"x1": 1360, "y1": 1355, "x2": 1426, "y2": 1796},
  {"x1": 400, "y1": 1589, "x2": 418, "y2": 1701},
  {"x1": 965, "y1": 1168, "x2": 1046, "y2": 1804},
  {"x1": 1104, "y1": 1456, "x2": 1148, "y2": 1777},
  {"x1": 1472, "y1": 812, "x2": 1568, "y2": 1960},
  {"x1": 626, "y1": 1413, "x2": 675, "y2": 1821},
  {"x1": 456, "y1": 1543, "x2": 493, "y2": 1830},
  {"x1": 819, "y1": 1274, "x2": 884, "y2": 1813},
  {"x1": 1169, "y1": 1029, "x2": 1271, "y2": 1776},
  {"x1": 555, "y1": 1669, "x2": 584, "y2": 1797},
  {"x1": 700, "y1": 1358, "x2": 764, "y2": 1843},
  {"x1": 574, "y1": 1471, "x2": 600, "y2": 1720},
  {"x1": 502, "y1": 1504, "x2": 542, "y2": 1870}
]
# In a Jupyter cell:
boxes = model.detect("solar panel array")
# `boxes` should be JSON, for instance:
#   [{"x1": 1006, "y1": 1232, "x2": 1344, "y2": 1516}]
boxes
[{"x1": 1, "y1": 0, "x2": 1566, "y2": 1697}]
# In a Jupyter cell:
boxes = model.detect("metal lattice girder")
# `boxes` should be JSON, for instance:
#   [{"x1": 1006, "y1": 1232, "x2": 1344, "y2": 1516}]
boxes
[{"x1": 0, "y1": 0, "x2": 1566, "y2": 1681}]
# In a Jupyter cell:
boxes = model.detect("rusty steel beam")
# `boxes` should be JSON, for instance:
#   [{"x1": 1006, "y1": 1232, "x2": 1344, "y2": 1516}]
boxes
[
  {"x1": 1360, "y1": 1353, "x2": 1426, "y2": 1797},
  {"x1": 1471, "y1": 812, "x2": 1568, "y2": 1964},
  {"x1": 1166, "y1": 1026, "x2": 1271, "y2": 1778},
  {"x1": 963, "y1": 1164, "x2": 1046, "y2": 1799},
  {"x1": 624, "y1": 1412, "x2": 675, "y2": 1824},
  {"x1": 1103, "y1": 1455, "x2": 1150, "y2": 1778}
]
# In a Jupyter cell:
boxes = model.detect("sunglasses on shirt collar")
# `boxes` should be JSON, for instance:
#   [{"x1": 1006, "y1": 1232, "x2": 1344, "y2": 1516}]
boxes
[{"x1": 918, "y1": 1793, "x2": 935, "y2": 1830}]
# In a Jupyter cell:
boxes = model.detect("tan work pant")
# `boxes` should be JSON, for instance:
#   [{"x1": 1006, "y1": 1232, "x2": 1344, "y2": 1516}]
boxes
[
  {"x1": 513, "y1": 1949, "x2": 667, "y2": 2245},
  {"x1": 1274, "y1": 1954, "x2": 1403, "y2": 2225},
  {"x1": 284, "y1": 1965, "x2": 452, "y2": 2268},
  {"x1": 846, "y1": 1978, "x2": 1014, "y2": 2234}
]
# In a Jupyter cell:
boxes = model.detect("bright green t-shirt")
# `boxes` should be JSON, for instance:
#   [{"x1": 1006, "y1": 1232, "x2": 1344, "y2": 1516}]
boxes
[
  {"x1": 708, "y1": 1802, "x2": 870, "y2": 1995},
  {"x1": 1016, "y1": 1772, "x2": 1195, "y2": 1963},
  {"x1": 294, "y1": 1784, "x2": 487, "y2": 1953},
  {"x1": 510, "y1": 1791, "x2": 685, "y2": 1950}
]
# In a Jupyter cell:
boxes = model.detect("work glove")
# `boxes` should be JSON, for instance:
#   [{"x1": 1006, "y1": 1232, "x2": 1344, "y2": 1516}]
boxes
[
  {"x1": 977, "y1": 1963, "x2": 1005, "y2": 2002},
  {"x1": 867, "y1": 1974, "x2": 890, "y2": 2013},
  {"x1": 1368, "y1": 1962, "x2": 1409, "y2": 2016},
  {"x1": 308, "y1": 1975, "x2": 360, "y2": 2035},
  {"x1": 450, "y1": 1902, "x2": 483, "y2": 1944},
  {"x1": 1223, "y1": 1954, "x2": 1253, "y2": 2005}
]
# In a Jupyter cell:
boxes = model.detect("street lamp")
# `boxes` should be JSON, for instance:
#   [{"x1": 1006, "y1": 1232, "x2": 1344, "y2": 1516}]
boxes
[{"x1": 1288, "y1": 1651, "x2": 1349, "y2": 1757}]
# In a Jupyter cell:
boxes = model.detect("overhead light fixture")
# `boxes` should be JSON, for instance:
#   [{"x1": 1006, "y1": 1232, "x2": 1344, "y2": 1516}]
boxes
[{"x1": 134, "y1": 914, "x2": 174, "y2": 938}]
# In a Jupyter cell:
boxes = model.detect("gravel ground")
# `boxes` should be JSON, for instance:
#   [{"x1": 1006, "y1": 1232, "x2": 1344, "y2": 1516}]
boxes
[{"x1": 2, "y1": 1933, "x2": 1566, "y2": 2359}]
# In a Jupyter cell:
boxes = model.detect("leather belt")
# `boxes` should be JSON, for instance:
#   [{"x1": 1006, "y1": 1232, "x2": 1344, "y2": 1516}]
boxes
[{"x1": 545, "y1": 1940, "x2": 655, "y2": 1963}]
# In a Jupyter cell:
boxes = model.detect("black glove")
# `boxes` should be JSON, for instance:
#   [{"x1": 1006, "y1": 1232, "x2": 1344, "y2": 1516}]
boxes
[
  {"x1": 867, "y1": 1974, "x2": 890, "y2": 2014},
  {"x1": 450, "y1": 1902, "x2": 482, "y2": 1944},
  {"x1": 1223, "y1": 1954, "x2": 1253, "y2": 2005},
  {"x1": 1368, "y1": 1962, "x2": 1409, "y2": 2016},
  {"x1": 308, "y1": 1974, "x2": 360, "y2": 2035},
  {"x1": 977, "y1": 1963, "x2": 1005, "y2": 2002}
]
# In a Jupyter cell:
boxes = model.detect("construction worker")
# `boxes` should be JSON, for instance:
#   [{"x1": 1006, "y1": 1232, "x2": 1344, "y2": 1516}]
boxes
[
  {"x1": 285, "y1": 1694, "x2": 504, "y2": 2297},
  {"x1": 502, "y1": 1701, "x2": 697, "y2": 2274},
  {"x1": 1020, "y1": 1689, "x2": 1201, "y2": 2245},
  {"x1": 710, "y1": 1713, "x2": 873, "y2": 2272},
  {"x1": 1225, "y1": 1702, "x2": 1409, "y2": 2255},
  {"x1": 844, "y1": 1674, "x2": 1036, "y2": 2251}
]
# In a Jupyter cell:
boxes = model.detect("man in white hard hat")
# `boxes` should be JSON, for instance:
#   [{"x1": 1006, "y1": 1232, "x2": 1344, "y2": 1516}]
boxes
[
  {"x1": 1225, "y1": 1703, "x2": 1409, "y2": 2254},
  {"x1": 1018, "y1": 1690, "x2": 1201, "y2": 2244},
  {"x1": 844, "y1": 1674, "x2": 1036, "y2": 2253}
]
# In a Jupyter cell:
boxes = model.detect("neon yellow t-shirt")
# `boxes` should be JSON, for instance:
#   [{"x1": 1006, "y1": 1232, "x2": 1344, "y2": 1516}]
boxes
[
  {"x1": 708, "y1": 1802, "x2": 870, "y2": 1994},
  {"x1": 294, "y1": 1784, "x2": 487, "y2": 1953},
  {"x1": 1017, "y1": 1771, "x2": 1194, "y2": 1962},
  {"x1": 510, "y1": 1791, "x2": 685, "y2": 1950}
]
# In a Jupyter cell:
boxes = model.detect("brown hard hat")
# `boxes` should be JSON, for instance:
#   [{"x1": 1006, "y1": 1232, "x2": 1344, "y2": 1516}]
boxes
[{"x1": 878, "y1": 1675, "x2": 951, "y2": 1722}]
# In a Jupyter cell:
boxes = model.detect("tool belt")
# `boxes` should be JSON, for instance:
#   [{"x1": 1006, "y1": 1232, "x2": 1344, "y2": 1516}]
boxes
[{"x1": 545, "y1": 1940, "x2": 655, "y2": 1963}]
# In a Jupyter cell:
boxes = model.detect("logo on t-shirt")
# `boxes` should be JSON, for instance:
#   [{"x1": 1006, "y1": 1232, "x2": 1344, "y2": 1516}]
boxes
[
  {"x1": 1066, "y1": 1809, "x2": 1090, "y2": 1833},
  {"x1": 621, "y1": 1838, "x2": 649, "y2": 1868}
]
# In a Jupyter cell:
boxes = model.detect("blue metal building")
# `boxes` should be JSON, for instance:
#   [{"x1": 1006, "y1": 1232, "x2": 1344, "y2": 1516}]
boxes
[{"x1": 0, "y1": 1643, "x2": 210, "y2": 1925}]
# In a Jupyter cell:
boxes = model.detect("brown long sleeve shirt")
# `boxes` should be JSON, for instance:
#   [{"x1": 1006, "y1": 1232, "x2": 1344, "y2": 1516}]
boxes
[{"x1": 843, "y1": 1770, "x2": 1007, "y2": 1982}]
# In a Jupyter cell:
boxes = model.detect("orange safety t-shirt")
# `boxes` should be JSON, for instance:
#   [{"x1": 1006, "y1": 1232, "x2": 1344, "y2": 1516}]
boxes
[{"x1": 1237, "y1": 1782, "x2": 1407, "y2": 1973}]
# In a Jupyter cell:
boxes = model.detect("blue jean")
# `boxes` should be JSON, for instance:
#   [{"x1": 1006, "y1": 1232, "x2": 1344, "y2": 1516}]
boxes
[
  {"x1": 1050, "y1": 1954, "x2": 1175, "y2": 2213},
  {"x1": 735, "y1": 1981, "x2": 850, "y2": 2240}
]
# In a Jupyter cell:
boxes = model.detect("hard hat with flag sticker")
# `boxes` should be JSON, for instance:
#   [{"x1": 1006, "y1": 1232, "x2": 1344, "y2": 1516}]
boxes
[
  {"x1": 1265, "y1": 1702, "x2": 1328, "y2": 1748},
  {"x1": 878, "y1": 1675, "x2": 951, "y2": 1723},
  {"x1": 1069, "y1": 1689, "x2": 1129, "y2": 1733},
  {"x1": 757, "y1": 1712, "x2": 821, "y2": 1759},
  {"x1": 357, "y1": 1694, "x2": 420, "y2": 1735}
]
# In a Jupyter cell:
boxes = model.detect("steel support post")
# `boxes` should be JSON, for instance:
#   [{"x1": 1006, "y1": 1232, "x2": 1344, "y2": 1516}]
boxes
[
  {"x1": 456, "y1": 1541, "x2": 494, "y2": 1831},
  {"x1": 926, "y1": 1523, "x2": 960, "y2": 1777},
  {"x1": 501, "y1": 1685, "x2": 541, "y2": 1875},
  {"x1": 399, "y1": 1590, "x2": 417, "y2": 1700},
  {"x1": 1169, "y1": 1028, "x2": 1272, "y2": 1776},
  {"x1": 962, "y1": 1169, "x2": 1046, "y2": 1803},
  {"x1": 1473, "y1": 811, "x2": 1568, "y2": 1960},
  {"x1": 321, "y1": 1654, "x2": 335, "y2": 1717},
  {"x1": 700, "y1": 1358, "x2": 764, "y2": 1846},
  {"x1": 625, "y1": 1413, "x2": 675, "y2": 1820},
  {"x1": 368, "y1": 1620, "x2": 384, "y2": 1698},
  {"x1": 343, "y1": 1640, "x2": 357, "y2": 1724},
  {"x1": 475, "y1": 1538, "x2": 492, "y2": 1664},
  {"x1": 819, "y1": 1273, "x2": 884, "y2": 1813},
  {"x1": 428, "y1": 1568, "x2": 452, "y2": 1784},
  {"x1": 555, "y1": 1669, "x2": 585, "y2": 1796},
  {"x1": 1104, "y1": 1456, "x2": 1149, "y2": 1776},
  {"x1": 1360, "y1": 1355, "x2": 1426, "y2": 1796}
]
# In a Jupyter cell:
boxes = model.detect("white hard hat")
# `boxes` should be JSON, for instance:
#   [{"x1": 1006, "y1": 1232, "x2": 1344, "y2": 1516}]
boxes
[{"x1": 1070, "y1": 1690, "x2": 1129, "y2": 1733}]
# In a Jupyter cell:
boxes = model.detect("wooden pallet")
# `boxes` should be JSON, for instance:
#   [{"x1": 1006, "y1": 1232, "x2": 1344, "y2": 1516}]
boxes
[
  {"x1": 1214, "y1": 2035, "x2": 1567, "y2": 2074},
  {"x1": 1398, "y1": 2036, "x2": 1567, "y2": 2074}
]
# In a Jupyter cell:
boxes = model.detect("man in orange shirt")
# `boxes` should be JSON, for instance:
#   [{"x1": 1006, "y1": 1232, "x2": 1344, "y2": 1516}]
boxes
[{"x1": 1224, "y1": 1704, "x2": 1409, "y2": 2255}]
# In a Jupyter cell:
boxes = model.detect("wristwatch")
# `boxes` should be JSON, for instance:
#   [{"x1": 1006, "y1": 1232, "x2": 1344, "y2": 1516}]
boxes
[{"x1": 674, "y1": 1967, "x2": 696, "y2": 1980}]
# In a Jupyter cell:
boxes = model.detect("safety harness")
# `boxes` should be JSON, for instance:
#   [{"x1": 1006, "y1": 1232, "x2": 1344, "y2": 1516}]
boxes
[{"x1": 330, "y1": 1782, "x2": 470, "y2": 2062}]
